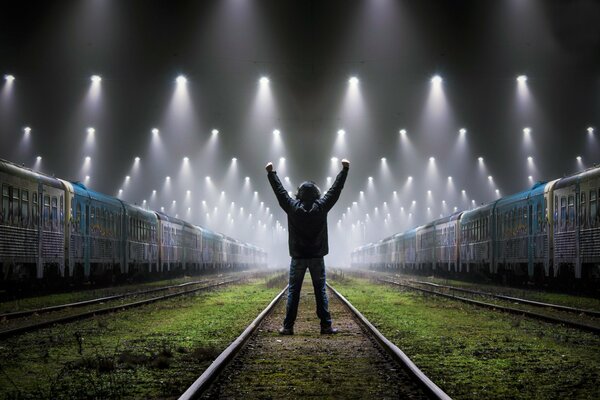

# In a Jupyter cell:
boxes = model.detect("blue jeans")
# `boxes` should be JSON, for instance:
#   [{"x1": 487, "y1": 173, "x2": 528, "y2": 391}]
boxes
[{"x1": 283, "y1": 257, "x2": 331, "y2": 329}]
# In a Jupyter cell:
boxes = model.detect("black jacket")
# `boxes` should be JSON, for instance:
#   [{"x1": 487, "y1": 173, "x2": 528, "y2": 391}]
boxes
[{"x1": 268, "y1": 167, "x2": 349, "y2": 258}]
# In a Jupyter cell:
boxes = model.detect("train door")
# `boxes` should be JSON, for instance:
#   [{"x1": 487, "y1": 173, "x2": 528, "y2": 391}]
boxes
[
  {"x1": 575, "y1": 184, "x2": 581, "y2": 279},
  {"x1": 527, "y1": 203, "x2": 534, "y2": 278},
  {"x1": 84, "y1": 204, "x2": 90, "y2": 277}
]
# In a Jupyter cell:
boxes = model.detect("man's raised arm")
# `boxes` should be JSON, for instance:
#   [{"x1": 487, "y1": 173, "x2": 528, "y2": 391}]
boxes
[
  {"x1": 320, "y1": 159, "x2": 350, "y2": 212},
  {"x1": 266, "y1": 162, "x2": 294, "y2": 213}
]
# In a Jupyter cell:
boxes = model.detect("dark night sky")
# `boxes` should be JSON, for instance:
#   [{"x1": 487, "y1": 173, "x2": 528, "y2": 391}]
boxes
[{"x1": 0, "y1": 0, "x2": 599, "y2": 265}]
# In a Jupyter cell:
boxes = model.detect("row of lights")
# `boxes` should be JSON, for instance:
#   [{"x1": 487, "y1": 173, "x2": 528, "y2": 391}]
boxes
[
  {"x1": 19, "y1": 125, "x2": 596, "y2": 137},
  {"x1": 2, "y1": 73, "x2": 547, "y2": 86}
]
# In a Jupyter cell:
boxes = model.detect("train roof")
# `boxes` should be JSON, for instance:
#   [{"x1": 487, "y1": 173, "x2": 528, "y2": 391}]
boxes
[
  {"x1": 554, "y1": 165, "x2": 600, "y2": 189},
  {"x1": 155, "y1": 211, "x2": 197, "y2": 230},
  {"x1": 71, "y1": 182, "x2": 124, "y2": 209},
  {"x1": 0, "y1": 158, "x2": 64, "y2": 189},
  {"x1": 495, "y1": 181, "x2": 547, "y2": 208},
  {"x1": 121, "y1": 201, "x2": 159, "y2": 221}
]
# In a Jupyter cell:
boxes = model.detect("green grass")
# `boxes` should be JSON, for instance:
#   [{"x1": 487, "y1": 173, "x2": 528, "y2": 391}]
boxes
[
  {"x1": 0, "y1": 278, "x2": 283, "y2": 399},
  {"x1": 0, "y1": 275, "x2": 216, "y2": 314},
  {"x1": 329, "y1": 276, "x2": 600, "y2": 400},
  {"x1": 419, "y1": 275, "x2": 600, "y2": 311}
]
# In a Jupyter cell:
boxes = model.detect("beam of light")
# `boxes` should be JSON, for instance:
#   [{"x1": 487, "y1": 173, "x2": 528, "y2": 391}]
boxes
[
  {"x1": 522, "y1": 126, "x2": 534, "y2": 153},
  {"x1": 176, "y1": 75, "x2": 187, "y2": 85},
  {"x1": 84, "y1": 73, "x2": 102, "y2": 114},
  {"x1": 418, "y1": 73, "x2": 456, "y2": 161},
  {"x1": 348, "y1": 76, "x2": 359, "y2": 85},
  {"x1": 1, "y1": 74, "x2": 15, "y2": 111},
  {"x1": 259, "y1": 76, "x2": 269, "y2": 85},
  {"x1": 576, "y1": 156, "x2": 584, "y2": 170},
  {"x1": 33, "y1": 156, "x2": 42, "y2": 171},
  {"x1": 517, "y1": 75, "x2": 527, "y2": 83}
]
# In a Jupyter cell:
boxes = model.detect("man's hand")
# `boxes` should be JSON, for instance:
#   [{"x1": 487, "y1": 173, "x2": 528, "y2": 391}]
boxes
[
  {"x1": 341, "y1": 159, "x2": 350, "y2": 169},
  {"x1": 265, "y1": 162, "x2": 274, "y2": 173}
]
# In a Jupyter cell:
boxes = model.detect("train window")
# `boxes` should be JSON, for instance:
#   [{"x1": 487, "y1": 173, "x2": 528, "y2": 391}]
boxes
[
  {"x1": 43, "y1": 195, "x2": 50, "y2": 230},
  {"x1": 21, "y1": 190, "x2": 29, "y2": 227},
  {"x1": 591, "y1": 190, "x2": 598, "y2": 228},
  {"x1": 581, "y1": 193, "x2": 586, "y2": 228},
  {"x1": 11, "y1": 188, "x2": 20, "y2": 226},
  {"x1": 76, "y1": 203, "x2": 82, "y2": 234},
  {"x1": 51, "y1": 197, "x2": 58, "y2": 231},
  {"x1": 554, "y1": 196, "x2": 558, "y2": 232},
  {"x1": 32, "y1": 192, "x2": 38, "y2": 228},
  {"x1": 1, "y1": 185, "x2": 8, "y2": 225},
  {"x1": 60, "y1": 196, "x2": 64, "y2": 232},
  {"x1": 560, "y1": 197, "x2": 566, "y2": 232},
  {"x1": 567, "y1": 195, "x2": 575, "y2": 231}
]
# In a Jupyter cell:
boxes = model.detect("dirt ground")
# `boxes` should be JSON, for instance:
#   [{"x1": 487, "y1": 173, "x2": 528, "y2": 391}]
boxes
[{"x1": 202, "y1": 280, "x2": 428, "y2": 399}]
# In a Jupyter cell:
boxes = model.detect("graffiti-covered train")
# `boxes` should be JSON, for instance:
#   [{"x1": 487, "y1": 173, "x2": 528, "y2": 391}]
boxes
[
  {"x1": 351, "y1": 166, "x2": 600, "y2": 286},
  {"x1": 0, "y1": 158, "x2": 267, "y2": 288}
]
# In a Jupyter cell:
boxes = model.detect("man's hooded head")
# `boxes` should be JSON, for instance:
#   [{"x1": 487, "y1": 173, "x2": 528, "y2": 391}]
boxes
[{"x1": 295, "y1": 181, "x2": 321, "y2": 204}]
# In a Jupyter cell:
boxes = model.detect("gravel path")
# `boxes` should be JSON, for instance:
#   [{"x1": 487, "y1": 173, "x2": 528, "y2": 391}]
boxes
[{"x1": 202, "y1": 282, "x2": 429, "y2": 399}]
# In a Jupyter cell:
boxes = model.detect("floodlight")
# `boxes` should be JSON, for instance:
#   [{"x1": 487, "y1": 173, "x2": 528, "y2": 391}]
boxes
[{"x1": 431, "y1": 75, "x2": 442, "y2": 84}]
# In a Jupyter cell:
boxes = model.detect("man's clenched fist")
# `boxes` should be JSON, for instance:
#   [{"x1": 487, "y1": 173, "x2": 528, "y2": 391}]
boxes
[
  {"x1": 265, "y1": 162, "x2": 274, "y2": 173},
  {"x1": 341, "y1": 159, "x2": 350, "y2": 169}
]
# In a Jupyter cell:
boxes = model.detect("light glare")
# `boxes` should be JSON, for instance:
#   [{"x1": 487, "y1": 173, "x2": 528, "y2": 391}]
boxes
[{"x1": 431, "y1": 75, "x2": 442, "y2": 84}]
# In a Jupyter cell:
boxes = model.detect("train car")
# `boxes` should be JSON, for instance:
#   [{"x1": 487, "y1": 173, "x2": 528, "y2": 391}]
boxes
[
  {"x1": 460, "y1": 202, "x2": 496, "y2": 276},
  {"x1": 495, "y1": 182, "x2": 550, "y2": 282},
  {"x1": 67, "y1": 182, "x2": 126, "y2": 282},
  {"x1": 416, "y1": 221, "x2": 435, "y2": 272},
  {"x1": 552, "y1": 167, "x2": 600, "y2": 281},
  {"x1": 435, "y1": 212, "x2": 462, "y2": 273},
  {"x1": 123, "y1": 202, "x2": 159, "y2": 276},
  {"x1": 0, "y1": 159, "x2": 68, "y2": 286},
  {"x1": 199, "y1": 227, "x2": 219, "y2": 271},
  {"x1": 156, "y1": 212, "x2": 188, "y2": 274},
  {"x1": 402, "y1": 227, "x2": 418, "y2": 272},
  {"x1": 377, "y1": 236, "x2": 396, "y2": 269}
]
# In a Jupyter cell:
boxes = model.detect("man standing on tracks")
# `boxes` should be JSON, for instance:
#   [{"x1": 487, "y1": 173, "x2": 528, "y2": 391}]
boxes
[{"x1": 266, "y1": 158, "x2": 350, "y2": 335}]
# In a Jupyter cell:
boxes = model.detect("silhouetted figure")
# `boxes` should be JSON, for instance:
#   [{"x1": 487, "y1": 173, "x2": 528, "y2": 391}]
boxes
[{"x1": 266, "y1": 159, "x2": 349, "y2": 335}]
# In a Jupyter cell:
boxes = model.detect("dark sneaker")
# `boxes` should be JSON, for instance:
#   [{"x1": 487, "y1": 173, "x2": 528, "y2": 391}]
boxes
[
  {"x1": 278, "y1": 327, "x2": 294, "y2": 335},
  {"x1": 320, "y1": 326, "x2": 338, "y2": 334}
]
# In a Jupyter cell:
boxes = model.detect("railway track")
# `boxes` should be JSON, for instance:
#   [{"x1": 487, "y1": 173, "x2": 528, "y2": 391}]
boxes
[
  {"x1": 0, "y1": 278, "x2": 241, "y2": 339},
  {"x1": 379, "y1": 278, "x2": 600, "y2": 335},
  {"x1": 409, "y1": 279, "x2": 600, "y2": 318},
  {"x1": 180, "y1": 282, "x2": 451, "y2": 399},
  {"x1": 0, "y1": 278, "x2": 217, "y2": 320}
]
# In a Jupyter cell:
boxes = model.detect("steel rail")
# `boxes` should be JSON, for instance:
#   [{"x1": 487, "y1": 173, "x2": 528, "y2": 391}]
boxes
[
  {"x1": 410, "y1": 280, "x2": 600, "y2": 318},
  {"x1": 179, "y1": 285, "x2": 288, "y2": 400},
  {"x1": 380, "y1": 279, "x2": 600, "y2": 335},
  {"x1": 327, "y1": 283, "x2": 452, "y2": 400},
  {"x1": 0, "y1": 279, "x2": 240, "y2": 340},
  {"x1": 0, "y1": 279, "x2": 216, "y2": 320}
]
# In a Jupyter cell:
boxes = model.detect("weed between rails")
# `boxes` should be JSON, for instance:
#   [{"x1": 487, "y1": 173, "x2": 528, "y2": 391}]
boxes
[{"x1": 265, "y1": 273, "x2": 288, "y2": 289}]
